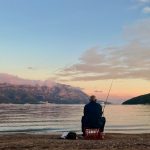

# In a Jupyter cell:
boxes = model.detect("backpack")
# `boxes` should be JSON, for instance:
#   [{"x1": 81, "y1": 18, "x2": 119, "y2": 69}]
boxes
[{"x1": 66, "y1": 132, "x2": 77, "y2": 140}]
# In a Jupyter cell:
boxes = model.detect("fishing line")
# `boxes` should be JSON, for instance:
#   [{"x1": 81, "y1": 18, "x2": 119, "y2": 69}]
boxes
[{"x1": 102, "y1": 80, "x2": 114, "y2": 115}]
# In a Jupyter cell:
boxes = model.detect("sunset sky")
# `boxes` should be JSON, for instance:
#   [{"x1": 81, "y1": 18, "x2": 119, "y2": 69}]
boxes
[{"x1": 0, "y1": 0, "x2": 150, "y2": 103}]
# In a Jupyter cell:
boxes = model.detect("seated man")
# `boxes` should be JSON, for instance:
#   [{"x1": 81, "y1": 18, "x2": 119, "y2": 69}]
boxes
[{"x1": 81, "y1": 95, "x2": 106, "y2": 136}]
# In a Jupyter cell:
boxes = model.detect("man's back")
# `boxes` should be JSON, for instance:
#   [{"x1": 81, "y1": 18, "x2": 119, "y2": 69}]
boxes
[
  {"x1": 84, "y1": 101, "x2": 103, "y2": 128},
  {"x1": 84, "y1": 101, "x2": 102, "y2": 118}
]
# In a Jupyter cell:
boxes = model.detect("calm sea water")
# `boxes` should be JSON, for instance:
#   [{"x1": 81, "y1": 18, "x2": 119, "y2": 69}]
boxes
[{"x1": 0, "y1": 104, "x2": 149, "y2": 134}]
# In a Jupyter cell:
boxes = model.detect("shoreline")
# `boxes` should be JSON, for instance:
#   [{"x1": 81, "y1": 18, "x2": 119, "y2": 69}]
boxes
[
  {"x1": 0, "y1": 133, "x2": 149, "y2": 150},
  {"x1": 0, "y1": 131, "x2": 150, "y2": 135}
]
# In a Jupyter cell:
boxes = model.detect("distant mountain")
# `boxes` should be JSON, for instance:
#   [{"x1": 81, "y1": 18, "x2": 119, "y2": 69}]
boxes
[
  {"x1": 0, "y1": 73, "x2": 89, "y2": 104},
  {"x1": 0, "y1": 83, "x2": 89, "y2": 104},
  {"x1": 122, "y1": 93, "x2": 150, "y2": 105},
  {"x1": 0, "y1": 73, "x2": 112, "y2": 104}
]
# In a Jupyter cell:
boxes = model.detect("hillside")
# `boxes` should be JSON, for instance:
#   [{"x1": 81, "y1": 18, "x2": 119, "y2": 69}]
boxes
[
  {"x1": 0, "y1": 83, "x2": 89, "y2": 104},
  {"x1": 0, "y1": 73, "x2": 110, "y2": 104},
  {"x1": 122, "y1": 93, "x2": 150, "y2": 105}
]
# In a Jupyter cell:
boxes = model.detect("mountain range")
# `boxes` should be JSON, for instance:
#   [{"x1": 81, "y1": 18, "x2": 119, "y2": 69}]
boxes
[{"x1": 0, "y1": 73, "x2": 89, "y2": 104}]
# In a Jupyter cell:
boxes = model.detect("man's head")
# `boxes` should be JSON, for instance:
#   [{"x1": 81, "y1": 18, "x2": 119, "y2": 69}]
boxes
[{"x1": 89, "y1": 95, "x2": 96, "y2": 102}]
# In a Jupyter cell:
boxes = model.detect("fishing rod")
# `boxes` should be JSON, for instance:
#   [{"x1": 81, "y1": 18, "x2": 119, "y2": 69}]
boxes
[{"x1": 102, "y1": 80, "x2": 114, "y2": 115}]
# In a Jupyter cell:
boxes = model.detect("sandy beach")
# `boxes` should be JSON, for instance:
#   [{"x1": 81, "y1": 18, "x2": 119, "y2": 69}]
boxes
[{"x1": 0, "y1": 133, "x2": 149, "y2": 150}]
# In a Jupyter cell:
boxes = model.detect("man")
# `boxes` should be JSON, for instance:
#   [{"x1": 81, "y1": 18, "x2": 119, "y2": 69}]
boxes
[{"x1": 81, "y1": 95, "x2": 106, "y2": 135}]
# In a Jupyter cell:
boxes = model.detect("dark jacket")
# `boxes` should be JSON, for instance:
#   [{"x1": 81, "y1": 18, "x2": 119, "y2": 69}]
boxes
[{"x1": 83, "y1": 101, "x2": 103, "y2": 128}]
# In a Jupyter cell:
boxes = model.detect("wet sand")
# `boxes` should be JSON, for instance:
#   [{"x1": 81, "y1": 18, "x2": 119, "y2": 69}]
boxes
[{"x1": 0, "y1": 133, "x2": 150, "y2": 150}]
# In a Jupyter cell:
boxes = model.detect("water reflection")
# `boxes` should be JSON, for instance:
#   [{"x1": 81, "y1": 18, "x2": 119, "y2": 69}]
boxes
[{"x1": 0, "y1": 104, "x2": 149, "y2": 134}]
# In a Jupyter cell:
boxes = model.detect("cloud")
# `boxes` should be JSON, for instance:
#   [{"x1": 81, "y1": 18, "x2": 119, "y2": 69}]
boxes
[
  {"x1": 27, "y1": 67, "x2": 36, "y2": 70},
  {"x1": 143, "y1": 6, "x2": 150, "y2": 13},
  {"x1": 138, "y1": 0, "x2": 150, "y2": 3},
  {"x1": 94, "y1": 90, "x2": 103, "y2": 93},
  {"x1": 132, "y1": 0, "x2": 150, "y2": 13},
  {"x1": 123, "y1": 18, "x2": 150, "y2": 44},
  {"x1": 56, "y1": 18, "x2": 150, "y2": 81},
  {"x1": 79, "y1": 47, "x2": 106, "y2": 65}
]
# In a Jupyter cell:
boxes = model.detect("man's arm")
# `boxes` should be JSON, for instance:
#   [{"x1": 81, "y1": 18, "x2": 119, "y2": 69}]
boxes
[
  {"x1": 84, "y1": 105, "x2": 88, "y2": 116},
  {"x1": 98, "y1": 104, "x2": 103, "y2": 116}
]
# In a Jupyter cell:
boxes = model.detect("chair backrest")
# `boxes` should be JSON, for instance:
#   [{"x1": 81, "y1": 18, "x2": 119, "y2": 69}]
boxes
[{"x1": 84, "y1": 128, "x2": 104, "y2": 140}]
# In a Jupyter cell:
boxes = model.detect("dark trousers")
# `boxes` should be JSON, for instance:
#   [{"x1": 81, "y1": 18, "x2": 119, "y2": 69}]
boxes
[{"x1": 81, "y1": 116, "x2": 106, "y2": 134}]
